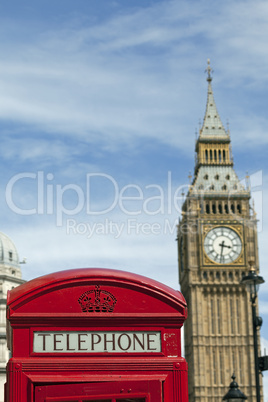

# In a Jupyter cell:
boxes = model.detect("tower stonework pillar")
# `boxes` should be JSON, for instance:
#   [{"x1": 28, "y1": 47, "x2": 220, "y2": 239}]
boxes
[{"x1": 177, "y1": 62, "x2": 263, "y2": 401}]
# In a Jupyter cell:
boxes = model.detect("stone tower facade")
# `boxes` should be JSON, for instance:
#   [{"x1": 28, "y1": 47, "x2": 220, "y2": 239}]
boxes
[
  {"x1": 177, "y1": 61, "x2": 262, "y2": 401},
  {"x1": 0, "y1": 232, "x2": 24, "y2": 401}
]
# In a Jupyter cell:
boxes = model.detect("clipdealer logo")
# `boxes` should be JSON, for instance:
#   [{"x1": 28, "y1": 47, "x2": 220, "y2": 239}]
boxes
[
  {"x1": 5, "y1": 170, "x2": 262, "y2": 236},
  {"x1": 65, "y1": 218, "x2": 179, "y2": 239},
  {"x1": 5, "y1": 171, "x2": 189, "y2": 227}
]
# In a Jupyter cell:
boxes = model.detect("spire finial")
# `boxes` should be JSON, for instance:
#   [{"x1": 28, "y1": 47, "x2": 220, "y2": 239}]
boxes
[{"x1": 205, "y1": 58, "x2": 213, "y2": 82}]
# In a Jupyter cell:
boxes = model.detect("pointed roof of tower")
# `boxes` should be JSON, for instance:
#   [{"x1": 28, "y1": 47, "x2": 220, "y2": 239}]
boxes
[
  {"x1": 189, "y1": 60, "x2": 249, "y2": 198},
  {"x1": 199, "y1": 60, "x2": 229, "y2": 140}
]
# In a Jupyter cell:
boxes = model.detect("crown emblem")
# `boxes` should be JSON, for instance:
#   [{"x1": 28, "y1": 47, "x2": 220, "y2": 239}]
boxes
[{"x1": 78, "y1": 285, "x2": 117, "y2": 313}]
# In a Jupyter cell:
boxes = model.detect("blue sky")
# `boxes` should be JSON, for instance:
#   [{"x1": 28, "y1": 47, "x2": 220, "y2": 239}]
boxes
[{"x1": 1, "y1": 0, "x2": 268, "y2": 397}]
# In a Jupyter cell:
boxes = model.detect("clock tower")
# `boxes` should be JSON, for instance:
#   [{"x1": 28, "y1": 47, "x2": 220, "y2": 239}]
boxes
[{"x1": 178, "y1": 61, "x2": 262, "y2": 401}]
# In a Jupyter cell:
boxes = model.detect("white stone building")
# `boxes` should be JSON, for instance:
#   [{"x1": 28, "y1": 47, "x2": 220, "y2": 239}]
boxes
[{"x1": 0, "y1": 232, "x2": 24, "y2": 401}]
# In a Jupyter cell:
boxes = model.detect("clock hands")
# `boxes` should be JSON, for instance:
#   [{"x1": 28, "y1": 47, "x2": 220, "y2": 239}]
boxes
[
  {"x1": 219, "y1": 240, "x2": 231, "y2": 251},
  {"x1": 219, "y1": 240, "x2": 231, "y2": 262}
]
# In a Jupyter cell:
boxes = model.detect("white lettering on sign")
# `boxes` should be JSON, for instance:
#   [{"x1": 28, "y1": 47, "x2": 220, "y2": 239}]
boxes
[{"x1": 33, "y1": 331, "x2": 161, "y2": 353}]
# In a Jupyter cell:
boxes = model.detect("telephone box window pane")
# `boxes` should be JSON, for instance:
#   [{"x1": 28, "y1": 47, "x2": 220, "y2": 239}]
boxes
[
  {"x1": 83, "y1": 399, "x2": 145, "y2": 402},
  {"x1": 83, "y1": 400, "x2": 145, "y2": 402},
  {"x1": 116, "y1": 399, "x2": 146, "y2": 402}
]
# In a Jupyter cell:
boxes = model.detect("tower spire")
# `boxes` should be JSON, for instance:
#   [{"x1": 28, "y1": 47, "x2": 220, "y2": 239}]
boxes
[
  {"x1": 191, "y1": 60, "x2": 248, "y2": 195},
  {"x1": 199, "y1": 60, "x2": 228, "y2": 140},
  {"x1": 205, "y1": 58, "x2": 213, "y2": 82}
]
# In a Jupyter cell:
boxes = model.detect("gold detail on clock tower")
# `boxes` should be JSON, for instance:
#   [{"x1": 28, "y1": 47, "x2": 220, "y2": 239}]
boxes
[{"x1": 177, "y1": 61, "x2": 262, "y2": 401}]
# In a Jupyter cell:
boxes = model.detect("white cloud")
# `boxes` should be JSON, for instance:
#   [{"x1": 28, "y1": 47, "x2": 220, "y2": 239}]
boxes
[{"x1": 0, "y1": 0, "x2": 267, "y2": 158}]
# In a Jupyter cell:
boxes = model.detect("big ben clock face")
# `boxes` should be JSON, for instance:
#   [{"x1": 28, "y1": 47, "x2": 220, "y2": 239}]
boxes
[{"x1": 204, "y1": 227, "x2": 242, "y2": 264}]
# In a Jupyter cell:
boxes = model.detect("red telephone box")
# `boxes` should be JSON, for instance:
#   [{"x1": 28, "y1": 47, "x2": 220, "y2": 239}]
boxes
[{"x1": 5, "y1": 268, "x2": 188, "y2": 401}]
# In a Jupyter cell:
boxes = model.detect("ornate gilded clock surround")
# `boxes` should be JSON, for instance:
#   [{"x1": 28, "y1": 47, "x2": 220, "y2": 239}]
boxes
[{"x1": 200, "y1": 220, "x2": 245, "y2": 267}]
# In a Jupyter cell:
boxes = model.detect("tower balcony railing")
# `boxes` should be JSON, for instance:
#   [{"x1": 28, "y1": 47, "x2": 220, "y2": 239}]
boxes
[
  {"x1": 195, "y1": 157, "x2": 234, "y2": 165},
  {"x1": 195, "y1": 133, "x2": 231, "y2": 143},
  {"x1": 188, "y1": 188, "x2": 251, "y2": 200}
]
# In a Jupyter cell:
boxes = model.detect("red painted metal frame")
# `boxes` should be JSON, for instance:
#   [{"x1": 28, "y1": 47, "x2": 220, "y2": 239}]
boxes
[{"x1": 6, "y1": 268, "x2": 188, "y2": 402}]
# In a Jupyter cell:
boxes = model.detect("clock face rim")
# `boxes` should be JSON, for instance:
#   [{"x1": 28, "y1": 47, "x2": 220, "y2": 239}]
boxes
[{"x1": 203, "y1": 226, "x2": 242, "y2": 265}]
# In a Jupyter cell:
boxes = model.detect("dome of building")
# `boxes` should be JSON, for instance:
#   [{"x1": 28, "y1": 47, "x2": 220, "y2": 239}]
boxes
[{"x1": 0, "y1": 232, "x2": 20, "y2": 269}]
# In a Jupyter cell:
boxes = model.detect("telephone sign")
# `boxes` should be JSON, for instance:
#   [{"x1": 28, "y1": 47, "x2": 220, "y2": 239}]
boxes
[
  {"x1": 33, "y1": 331, "x2": 161, "y2": 353},
  {"x1": 5, "y1": 268, "x2": 188, "y2": 401}
]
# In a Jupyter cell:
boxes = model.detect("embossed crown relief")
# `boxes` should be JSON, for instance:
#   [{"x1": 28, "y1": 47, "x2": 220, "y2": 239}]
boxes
[{"x1": 78, "y1": 285, "x2": 117, "y2": 313}]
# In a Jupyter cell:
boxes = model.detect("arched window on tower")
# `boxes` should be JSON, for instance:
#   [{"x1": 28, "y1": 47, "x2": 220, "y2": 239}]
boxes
[
  {"x1": 212, "y1": 204, "x2": 216, "y2": 214},
  {"x1": 232, "y1": 350, "x2": 236, "y2": 374},
  {"x1": 236, "y1": 299, "x2": 240, "y2": 334},
  {"x1": 213, "y1": 350, "x2": 217, "y2": 384},
  {"x1": 214, "y1": 149, "x2": 217, "y2": 162},
  {"x1": 223, "y1": 150, "x2": 226, "y2": 162},
  {"x1": 217, "y1": 298, "x2": 221, "y2": 334},
  {"x1": 231, "y1": 204, "x2": 235, "y2": 214},
  {"x1": 220, "y1": 351, "x2": 224, "y2": 384},
  {"x1": 237, "y1": 204, "x2": 241, "y2": 214},
  {"x1": 225, "y1": 204, "x2": 229, "y2": 213},
  {"x1": 206, "y1": 203, "x2": 210, "y2": 214},
  {"x1": 219, "y1": 150, "x2": 222, "y2": 162},
  {"x1": 239, "y1": 350, "x2": 244, "y2": 383},
  {"x1": 230, "y1": 298, "x2": 234, "y2": 334},
  {"x1": 218, "y1": 203, "x2": 222, "y2": 214},
  {"x1": 211, "y1": 299, "x2": 215, "y2": 334},
  {"x1": 205, "y1": 150, "x2": 208, "y2": 162},
  {"x1": 210, "y1": 150, "x2": 213, "y2": 161}
]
